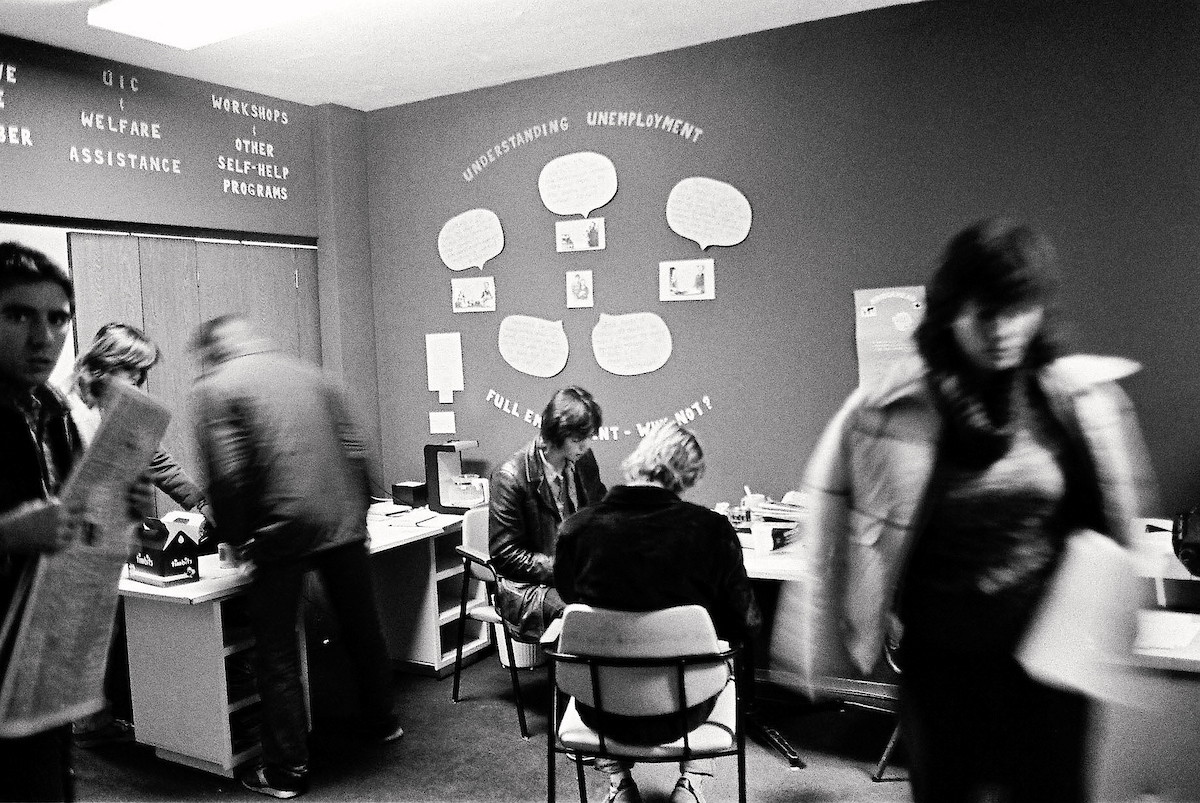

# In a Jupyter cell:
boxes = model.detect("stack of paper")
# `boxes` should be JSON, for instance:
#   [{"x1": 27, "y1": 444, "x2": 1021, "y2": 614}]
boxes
[
  {"x1": 738, "y1": 521, "x2": 799, "y2": 551},
  {"x1": 751, "y1": 501, "x2": 807, "y2": 523}
]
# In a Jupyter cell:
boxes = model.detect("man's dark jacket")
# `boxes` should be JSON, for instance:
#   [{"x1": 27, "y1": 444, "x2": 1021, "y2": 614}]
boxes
[
  {"x1": 190, "y1": 344, "x2": 372, "y2": 564},
  {"x1": 489, "y1": 440, "x2": 604, "y2": 638},
  {"x1": 0, "y1": 385, "x2": 80, "y2": 637}
]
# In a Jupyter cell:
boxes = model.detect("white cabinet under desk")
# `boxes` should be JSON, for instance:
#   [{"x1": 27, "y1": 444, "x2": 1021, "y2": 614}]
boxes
[
  {"x1": 119, "y1": 555, "x2": 285, "y2": 777},
  {"x1": 364, "y1": 504, "x2": 489, "y2": 677},
  {"x1": 118, "y1": 505, "x2": 485, "y2": 777}
]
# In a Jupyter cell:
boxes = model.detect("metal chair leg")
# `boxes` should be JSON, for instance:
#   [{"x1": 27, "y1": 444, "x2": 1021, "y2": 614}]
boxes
[
  {"x1": 548, "y1": 661, "x2": 557, "y2": 803},
  {"x1": 574, "y1": 752, "x2": 587, "y2": 802},
  {"x1": 451, "y1": 558, "x2": 471, "y2": 702},
  {"x1": 502, "y1": 629, "x2": 530, "y2": 739},
  {"x1": 871, "y1": 720, "x2": 902, "y2": 782}
]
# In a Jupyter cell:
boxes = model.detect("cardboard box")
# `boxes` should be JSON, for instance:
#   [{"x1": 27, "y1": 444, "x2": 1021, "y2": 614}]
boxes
[
  {"x1": 127, "y1": 516, "x2": 200, "y2": 587},
  {"x1": 392, "y1": 481, "x2": 427, "y2": 508}
]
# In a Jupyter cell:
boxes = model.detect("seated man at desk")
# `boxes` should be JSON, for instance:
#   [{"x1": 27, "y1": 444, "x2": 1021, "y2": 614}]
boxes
[
  {"x1": 489, "y1": 386, "x2": 605, "y2": 640},
  {"x1": 555, "y1": 422, "x2": 761, "y2": 803}
]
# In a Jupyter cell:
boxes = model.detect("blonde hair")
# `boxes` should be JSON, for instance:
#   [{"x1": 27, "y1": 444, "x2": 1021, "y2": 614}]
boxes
[
  {"x1": 72, "y1": 323, "x2": 159, "y2": 407},
  {"x1": 620, "y1": 422, "x2": 705, "y2": 493}
]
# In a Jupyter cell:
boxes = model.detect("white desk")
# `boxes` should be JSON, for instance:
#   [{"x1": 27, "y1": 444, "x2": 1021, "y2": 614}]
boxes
[
  {"x1": 118, "y1": 505, "x2": 480, "y2": 777},
  {"x1": 742, "y1": 541, "x2": 807, "y2": 582},
  {"x1": 1128, "y1": 517, "x2": 1200, "y2": 672}
]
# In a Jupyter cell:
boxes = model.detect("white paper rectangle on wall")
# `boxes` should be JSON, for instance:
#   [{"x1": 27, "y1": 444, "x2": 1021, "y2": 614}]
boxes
[
  {"x1": 556, "y1": 218, "x2": 606, "y2": 252},
  {"x1": 854, "y1": 286, "x2": 925, "y2": 388},
  {"x1": 429, "y1": 411, "x2": 457, "y2": 434},
  {"x1": 566, "y1": 270, "x2": 594, "y2": 308},
  {"x1": 451, "y1": 276, "x2": 496, "y2": 313},
  {"x1": 659, "y1": 259, "x2": 715, "y2": 301},
  {"x1": 426, "y1": 332, "x2": 464, "y2": 401}
]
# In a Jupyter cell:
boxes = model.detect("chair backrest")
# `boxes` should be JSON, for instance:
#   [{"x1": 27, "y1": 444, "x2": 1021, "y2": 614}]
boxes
[
  {"x1": 553, "y1": 604, "x2": 731, "y2": 718},
  {"x1": 460, "y1": 506, "x2": 497, "y2": 583}
]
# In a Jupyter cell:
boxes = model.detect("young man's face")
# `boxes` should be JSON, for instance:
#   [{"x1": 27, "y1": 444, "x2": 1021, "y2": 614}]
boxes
[{"x1": 0, "y1": 282, "x2": 72, "y2": 390}]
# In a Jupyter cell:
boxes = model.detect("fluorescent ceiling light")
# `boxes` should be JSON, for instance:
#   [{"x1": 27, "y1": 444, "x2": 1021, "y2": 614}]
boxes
[{"x1": 87, "y1": 0, "x2": 324, "y2": 51}]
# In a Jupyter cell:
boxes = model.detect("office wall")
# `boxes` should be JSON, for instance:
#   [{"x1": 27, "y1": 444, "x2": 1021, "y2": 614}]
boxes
[
  {"x1": 365, "y1": 0, "x2": 1200, "y2": 511},
  {"x1": 0, "y1": 34, "x2": 315, "y2": 237}
]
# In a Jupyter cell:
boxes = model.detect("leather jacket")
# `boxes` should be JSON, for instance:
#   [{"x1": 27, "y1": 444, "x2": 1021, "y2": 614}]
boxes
[
  {"x1": 489, "y1": 439, "x2": 605, "y2": 584},
  {"x1": 488, "y1": 439, "x2": 605, "y2": 637}
]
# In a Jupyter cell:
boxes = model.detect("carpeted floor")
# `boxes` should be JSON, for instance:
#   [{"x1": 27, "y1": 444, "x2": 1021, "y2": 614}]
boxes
[{"x1": 72, "y1": 643, "x2": 912, "y2": 803}]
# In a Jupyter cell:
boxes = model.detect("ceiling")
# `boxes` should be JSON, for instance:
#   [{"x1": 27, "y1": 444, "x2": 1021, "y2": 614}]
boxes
[{"x1": 1, "y1": 0, "x2": 922, "y2": 112}]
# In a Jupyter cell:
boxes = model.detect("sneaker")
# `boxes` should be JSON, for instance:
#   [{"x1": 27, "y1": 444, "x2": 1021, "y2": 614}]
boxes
[
  {"x1": 73, "y1": 718, "x2": 135, "y2": 749},
  {"x1": 378, "y1": 719, "x2": 405, "y2": 743},
  {"x1": 240, "y1": 764, "x2": 309, "y2": 799},
  {"x1": 605, "y1": 777, "x2": 643, "y2": 803},
  {"x1": 669, "y1": 776, "x2": 706, "y2": 803}
]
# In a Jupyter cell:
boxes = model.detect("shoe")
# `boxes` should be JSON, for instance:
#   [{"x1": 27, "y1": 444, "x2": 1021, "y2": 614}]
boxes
[
  {"x1": 378, "y1": 719, "x2": 405, "y2": 743},
  {"x1": 73, "y1": 718, "x2": 135, "y2": 749},
  {"x1": 669, "y1": 776, "x2": 706, "y2": 803},
  {"x1": 604, "y1": 777, "x2": 643, "y2": 803},
  {"x1": 240, "y1": 764, "x2": 309, "y2": 799}
]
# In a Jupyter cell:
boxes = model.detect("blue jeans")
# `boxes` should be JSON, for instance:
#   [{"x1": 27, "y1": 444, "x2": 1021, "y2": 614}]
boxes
[
  {"x1": 249, "y1": 541, "x2": 398, "y2": 771},
  {"x1": 594, "y1": 756, "x2": 714, "y2": 776}
]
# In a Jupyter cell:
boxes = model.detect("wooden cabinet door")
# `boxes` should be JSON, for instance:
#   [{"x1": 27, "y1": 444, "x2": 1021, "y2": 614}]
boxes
[{"x1": 67, "y1": 233, "x2": 321, "y2": 515}]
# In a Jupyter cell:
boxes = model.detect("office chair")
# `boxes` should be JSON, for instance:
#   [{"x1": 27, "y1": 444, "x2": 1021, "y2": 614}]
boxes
[
  {"x1": 818, "y1": 638, "x2": 902, "y2": 782},
  {"x1": 450, "y1": 505, "x2": 540, "y2": 739},
  {"x1": 546, "y1": 604, "x2": 746, "y2": 803}
]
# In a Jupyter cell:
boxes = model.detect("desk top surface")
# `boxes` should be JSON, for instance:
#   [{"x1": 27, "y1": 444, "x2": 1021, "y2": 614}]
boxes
[{"x1": 118, "y1": 504, "x2": 463, "y2": 605}]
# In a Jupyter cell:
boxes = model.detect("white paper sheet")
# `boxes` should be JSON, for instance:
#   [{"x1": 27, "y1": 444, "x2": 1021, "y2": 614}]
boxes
[
  {"x1": 426, "y1": 332, "x2": 464, "y2": 401},
  {"x1": 429, "y1": 411, "x2": 456, "y2": 434},
  {"x1": 538, "y1": 152, "x2": 617, "y2": 217},
  {"x1": 666, "y1": 176, "x2": 752, "y2": 250},
  {"x1": 497, "y1": 315, "x2": 569, "y2": 378},
  {"x1": 591, "y1": 312, "x2": 672, "y2": 376}
]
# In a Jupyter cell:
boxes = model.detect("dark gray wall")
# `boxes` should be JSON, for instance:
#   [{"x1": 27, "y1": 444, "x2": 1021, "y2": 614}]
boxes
[{"x1": 365, "y1": 0, "x2": 1199, "y2": 511}]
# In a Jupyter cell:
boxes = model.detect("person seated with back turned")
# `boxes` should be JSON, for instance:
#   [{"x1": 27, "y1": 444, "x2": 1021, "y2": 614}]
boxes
[
  {"x1": 554, "y1": 422, "x2": 762, "y2": 803},
  {"x1": 489, "y1": 386, "x2": 606, "y2": 640}
]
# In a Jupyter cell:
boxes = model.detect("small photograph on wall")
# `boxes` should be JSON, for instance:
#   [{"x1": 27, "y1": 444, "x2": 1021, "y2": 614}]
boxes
[
  {"x1": 566, "y1": 270, "x2": 594, "y2": 308},
  {"x1": 659, "y1": 258, "x2": 715, "y2": 301},
  {"x1": 556, "y1": 218, "x2": 606, "y2": 252},
  {"x1": 452, "y1": 276, "x2": 496, "y2": 313}
]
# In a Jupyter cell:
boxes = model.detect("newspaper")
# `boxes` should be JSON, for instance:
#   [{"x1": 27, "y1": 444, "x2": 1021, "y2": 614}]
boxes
[{"x1": 0, "y1": 382, "x2": 171, "y2": 737}]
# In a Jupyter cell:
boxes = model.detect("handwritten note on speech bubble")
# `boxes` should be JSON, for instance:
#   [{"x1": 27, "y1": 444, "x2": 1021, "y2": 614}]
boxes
[
  {"x1": 666, "y1": 177, "x2": 752, "y2": 250},
  {"x1": 498, "y1": 315, "x2": 569, "y2": 378},
  {"x1": 591, "y1": 312, "x2": 673, "y2": 376},
  {"x1": 538, "y1": 152, "x2": 618, "y2": 218},
  {"x1": 438, "y1": 208, "x2": 504, "y2": 271}
]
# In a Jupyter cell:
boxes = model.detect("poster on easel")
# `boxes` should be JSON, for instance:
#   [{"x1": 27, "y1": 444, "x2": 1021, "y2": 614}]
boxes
[
  {"x1": 0, "y1": 383, "x2": 170, "y2": 737},
  {"x1": 854, "y1": 286, "x2": 925, "y2": 388}
]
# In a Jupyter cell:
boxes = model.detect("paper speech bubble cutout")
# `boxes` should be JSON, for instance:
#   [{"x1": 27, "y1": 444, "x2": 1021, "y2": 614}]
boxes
[
  {"x1": 538, "y1": 152, "x2": 618, "y2": 218},
  {"x1": 666, "y1": 177, "x2": 752, "y2": 250},
  {"x1": 438, "y1": 208, "x2": 504, "y2": 271},
  {"x1": 591, "y1": 312, "x2": 673, "y2": 376},
  {"x1": 498, "y1": 315, "x2": 569, "y2": 378}
]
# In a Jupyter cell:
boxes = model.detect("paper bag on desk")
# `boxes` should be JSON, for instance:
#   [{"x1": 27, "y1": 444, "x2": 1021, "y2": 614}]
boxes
[
  {"x1": 1015, "y1": 529, "x2": 1148, "y2": 706},
  {"x1": 0, "y1": 383, "x2": 171, "y2": 737}
]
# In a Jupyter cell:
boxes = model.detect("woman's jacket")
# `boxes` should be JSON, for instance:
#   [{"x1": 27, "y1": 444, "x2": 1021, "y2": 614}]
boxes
[{"x1": 768, "y1": 354, "x2": 1157, "y2": 696}]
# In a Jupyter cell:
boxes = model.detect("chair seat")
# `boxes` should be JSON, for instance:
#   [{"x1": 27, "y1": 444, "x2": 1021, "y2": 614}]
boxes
[
  {"x1": 465, "y1": 602, "x2": 504, "y2": 625},
  {"x1": 556, "y1": 678, "x2": 736, "y2": 759}
]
